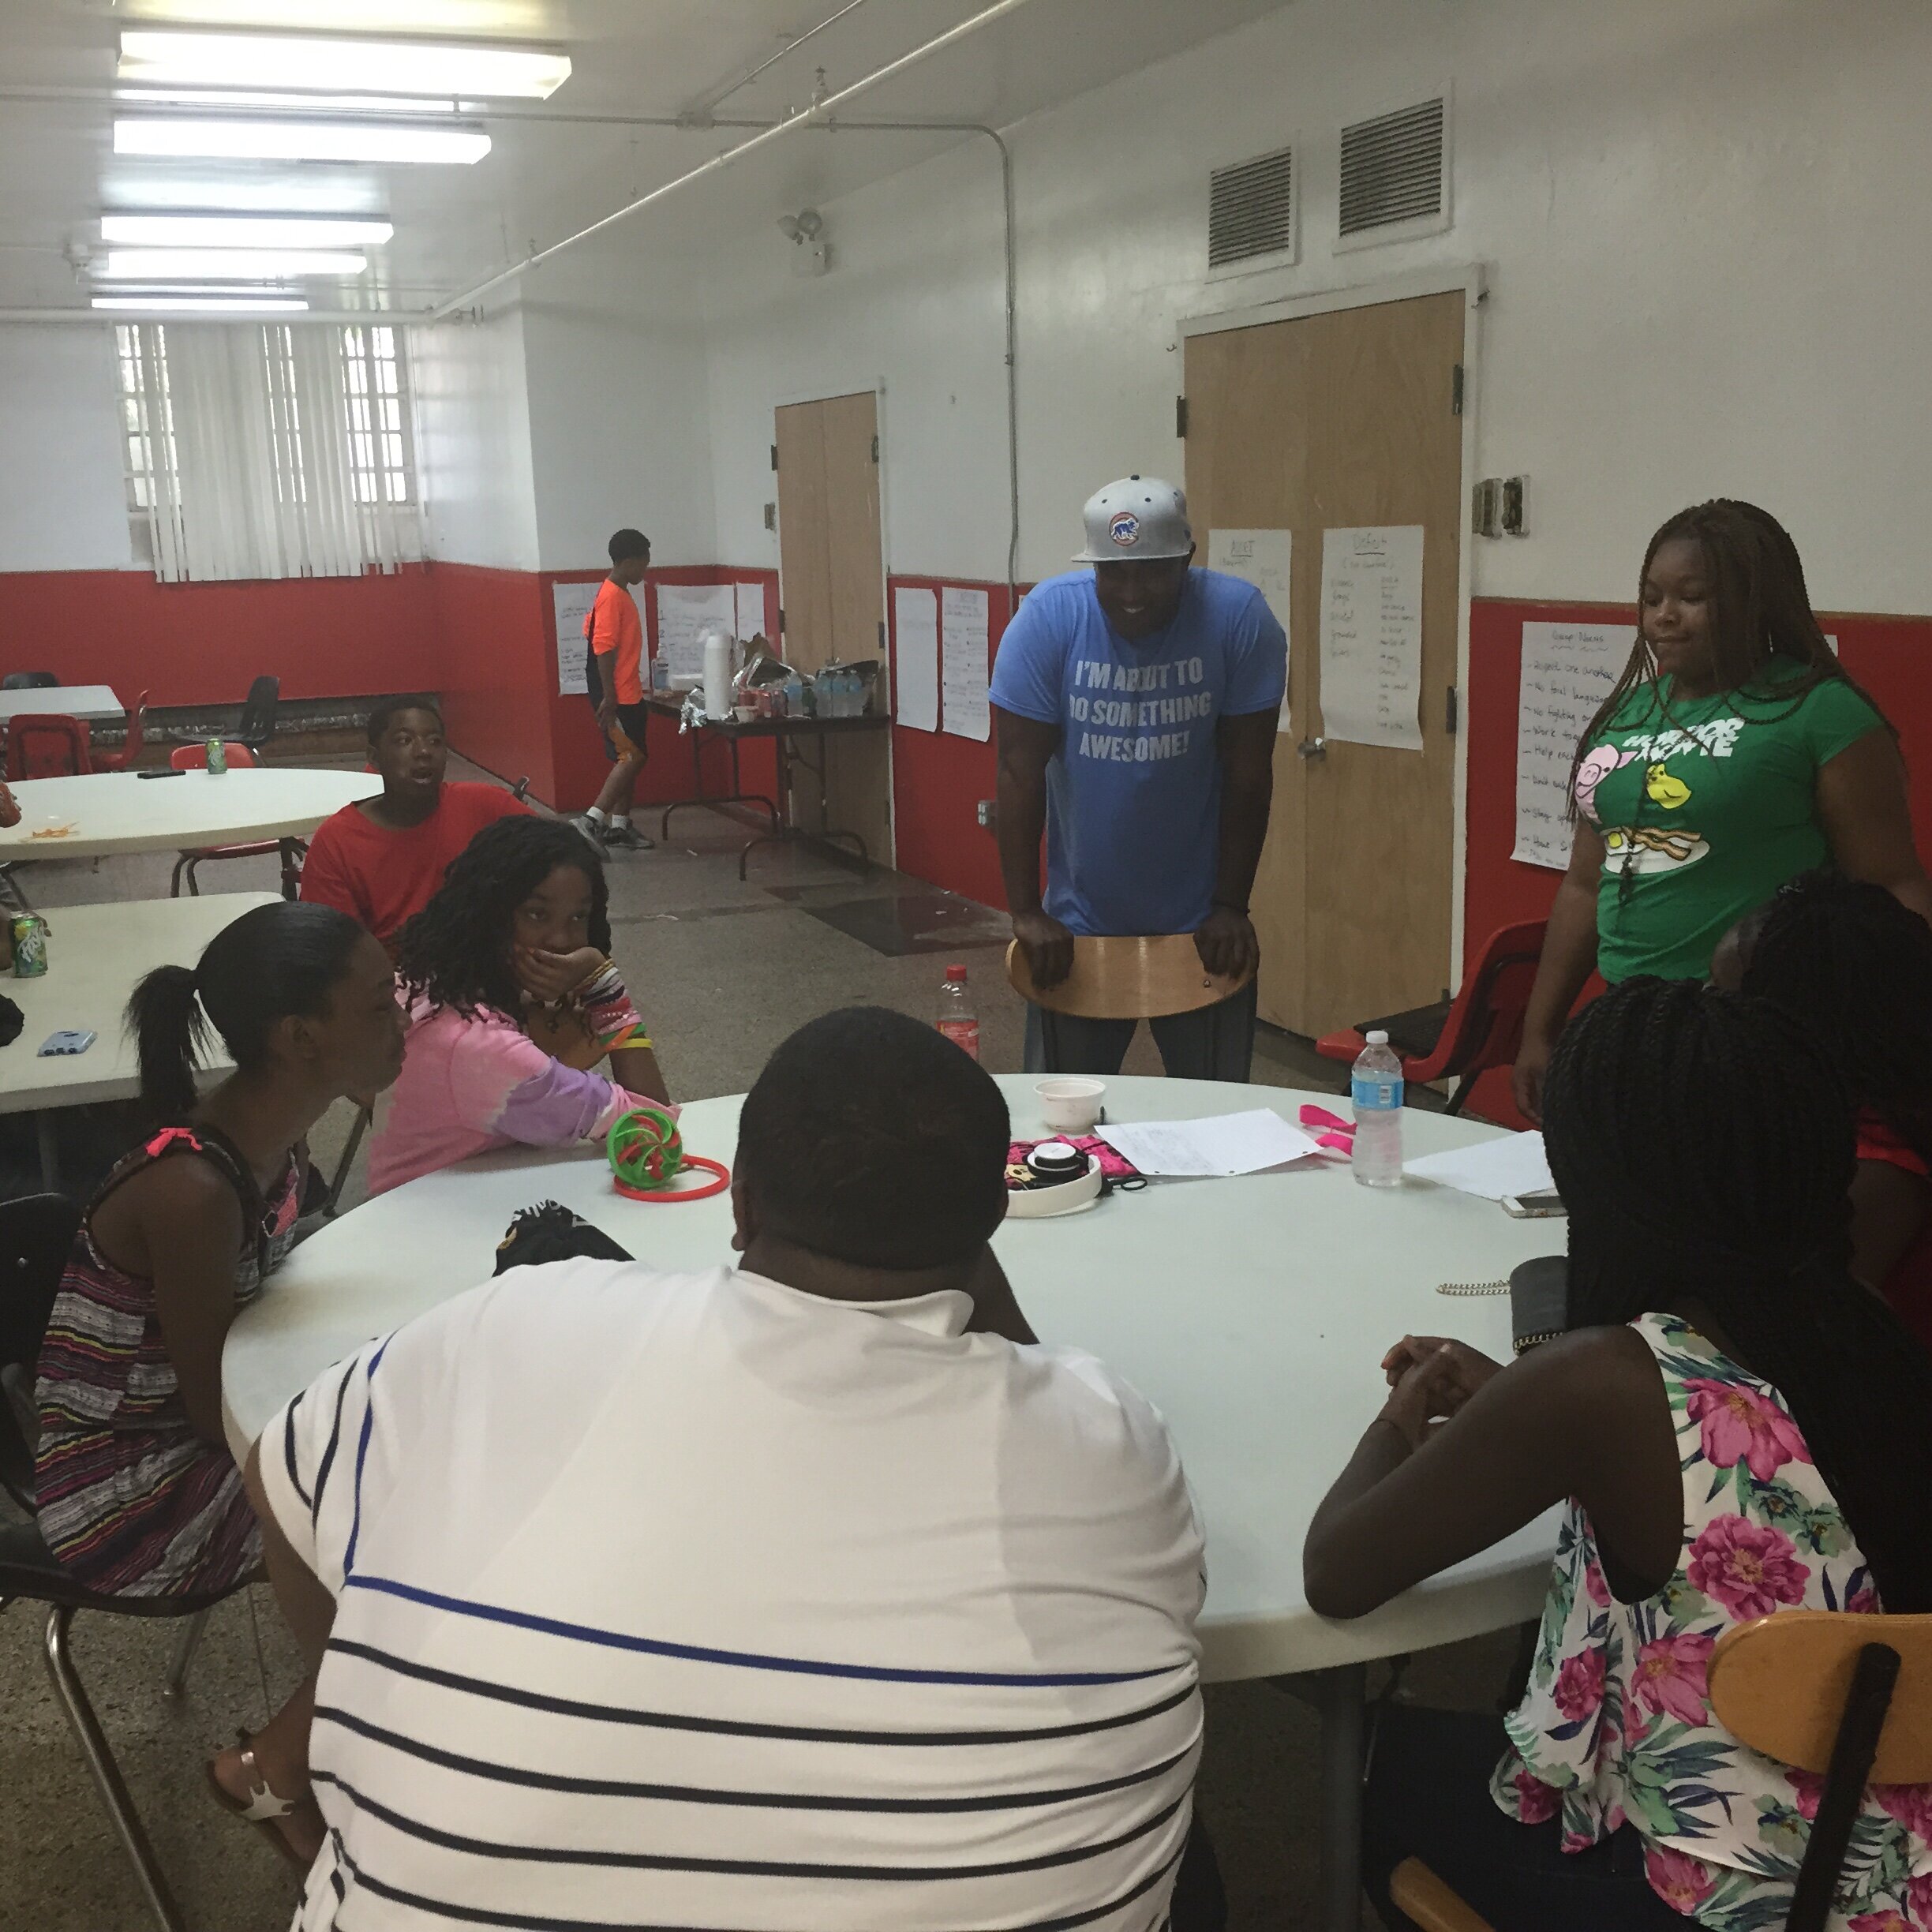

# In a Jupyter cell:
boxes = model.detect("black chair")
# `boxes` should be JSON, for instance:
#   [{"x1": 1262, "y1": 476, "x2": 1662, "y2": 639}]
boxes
[
  {"x1": 234, "y1": 675, "x2": 279, "y2": 760},
  {"x1": 0, "y1": 1192, "x2": 237, "y2": 1932},
  {"x1": 2, "y1": 672, "x2": 58, "y2": 690}
]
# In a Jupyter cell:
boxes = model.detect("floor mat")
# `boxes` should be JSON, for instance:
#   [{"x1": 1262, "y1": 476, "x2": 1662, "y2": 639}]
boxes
[{"x1": 798, "y1": 889, "x2": 1013, "y2": 958}]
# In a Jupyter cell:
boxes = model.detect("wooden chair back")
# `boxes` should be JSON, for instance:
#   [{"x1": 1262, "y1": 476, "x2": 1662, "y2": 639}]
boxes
[
  {"x1": 1005, "y1": 934, "x2": 1253, "y2": 1021},
  {"x1": 1709, "y1": 1611, "x2": 1932, "y2": 1784}
]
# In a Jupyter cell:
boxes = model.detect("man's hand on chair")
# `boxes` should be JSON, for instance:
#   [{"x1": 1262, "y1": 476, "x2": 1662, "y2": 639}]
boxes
[
  {"x1": 1194, "y1": 904, "x2": 1259, "y2": 981},
  {"x1": 1012, "y1": 910, "x2": 1076, "y2": 991}
]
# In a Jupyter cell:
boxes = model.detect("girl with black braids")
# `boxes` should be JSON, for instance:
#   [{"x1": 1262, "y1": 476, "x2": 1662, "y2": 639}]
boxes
[
  {"x1": 367, "y1": 816, "x2": 670, "y2": 1195},
  {"x1": 1714, "y1": 871, "x2": 1932, "y2": 1343},
  {"x1": 1513, "y1": 500, "x2": 1930, "y2": 1121},
  {"x1": 1308, "y1": 978, "x2": 1932, "y2": 1932}
]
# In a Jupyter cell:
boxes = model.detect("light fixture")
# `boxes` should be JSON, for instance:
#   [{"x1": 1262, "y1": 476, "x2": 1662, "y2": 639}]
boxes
[
  {"x1": 101, "y1": 214, "x2": 393, "y2": 249},
  {"x1": 92, "y1": 296, "x2": 311, "y2": 314},
  {"x1": 114, "y1": 88, "x2": 462, "y2": 115},
  {"x1": 777, "y1": 208, "x2": 825, "y2": 244},
  {"x1": 114, "y1": 118, "x2": 492, "y2": 165},
  {"x1": 118, "y1": 28, "x2": 571, "y2": 99},
  {"x1": 102, "y1": 249, "x2": 369, "y2": 279}
]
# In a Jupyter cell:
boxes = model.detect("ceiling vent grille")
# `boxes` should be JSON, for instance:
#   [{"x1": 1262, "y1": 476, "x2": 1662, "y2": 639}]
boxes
[
  {"x1": 1208, "y1": 144, "x2": 1295, "y2": 268},
  {"x1": 1339, "y1": 99, "x2": 1445, "y2": 237}
]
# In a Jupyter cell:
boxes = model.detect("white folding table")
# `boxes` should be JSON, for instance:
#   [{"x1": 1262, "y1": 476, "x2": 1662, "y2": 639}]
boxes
[
  {"x1": 0, "y1": 891, "x2": 279, "y2": 1186},
  {"x1": 223, "y1": 1073, "x2": 1564, "y2": 1931},
  {"x1": 0, "y1": 686, "x2": 125, "y2": 725}
]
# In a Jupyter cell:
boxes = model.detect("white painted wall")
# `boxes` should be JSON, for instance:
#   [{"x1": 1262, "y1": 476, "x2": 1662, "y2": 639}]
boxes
[
  {"x1": 0, "y1": 324, "x2": 133, "y2": 573},
  {"x1": 683, "y1": 0, "x2": 1932, "y2": 616},
  {"x1": 409, "y1": 306, "x2": 541, "y2": 572}
]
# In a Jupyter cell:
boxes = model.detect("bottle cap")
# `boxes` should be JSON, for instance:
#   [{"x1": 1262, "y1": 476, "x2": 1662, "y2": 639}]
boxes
[
  {"x1": 1365, "y1": 1029, "x2": 1389, "y2": 1046},
  {"x1": 945, "y1": 964, "x2": 968, "y2": 981}
]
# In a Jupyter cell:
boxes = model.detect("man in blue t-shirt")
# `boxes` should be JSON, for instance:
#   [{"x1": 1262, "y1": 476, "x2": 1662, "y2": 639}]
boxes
[{"x1": 990, "y1": 476, "x2": 1286, "y2": 1080}]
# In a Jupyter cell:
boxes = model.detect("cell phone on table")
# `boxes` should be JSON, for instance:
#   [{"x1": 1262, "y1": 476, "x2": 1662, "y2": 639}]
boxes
[
  {"x1": 137, "y1": 768, "x2": 185, "y2": 779},
  {"x1": 1501, "y1": 1189, "x2": 1566, "y2": 1219},
  {"x1": 37, "y1": 1030, "x2": 95, "y2": 1057}
]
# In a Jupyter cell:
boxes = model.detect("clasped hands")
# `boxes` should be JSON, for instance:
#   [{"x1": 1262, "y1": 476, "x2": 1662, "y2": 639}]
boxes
[{"x1": 1376, "y1": 1335, "x2": 1504, "y2": 1450}]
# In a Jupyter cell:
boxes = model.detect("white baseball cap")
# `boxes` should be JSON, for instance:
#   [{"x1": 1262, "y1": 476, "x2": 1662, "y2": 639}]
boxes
[{"x1": 1074, "y1": 475, "x2": 1193, "y2": 563}]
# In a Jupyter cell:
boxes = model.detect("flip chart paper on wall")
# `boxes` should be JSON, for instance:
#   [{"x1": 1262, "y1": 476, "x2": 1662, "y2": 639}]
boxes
[
  {"x1": 893, "y1": 586, "x2": 940, "y2": 733},
  {"x1": 735, "y1": 582, "x2": 768, "y2": 642},
  {"x1": 942, "y1": 586, "x2": 991, "y2": 742},
  {"x1": 1317, "y1": 526, "x2": 1425, "y2": 750},
  {"x1": 1207, "y1": 528, "x2": 1293, "y2": 732},
  {"x1": 1511, "y1": 622, "x2": 1627, "y2": 870},
  {"x1": 552, "y1": 580, "x2": 601, "y2": 695},
  {"x1": 657, "y1": 583, "x2": 736, "y2": 686}
]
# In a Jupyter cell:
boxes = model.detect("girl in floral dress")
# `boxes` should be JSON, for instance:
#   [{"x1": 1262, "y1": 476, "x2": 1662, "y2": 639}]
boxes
[{"x1": 1305, "y1": 976, "x2": 1932, "y2": 1931}]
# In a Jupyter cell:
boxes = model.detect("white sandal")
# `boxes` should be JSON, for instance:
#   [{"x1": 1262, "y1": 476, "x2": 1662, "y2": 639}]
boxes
[{"x1": 205, "y1": 1733, "x2": 313, "y2": 1868}]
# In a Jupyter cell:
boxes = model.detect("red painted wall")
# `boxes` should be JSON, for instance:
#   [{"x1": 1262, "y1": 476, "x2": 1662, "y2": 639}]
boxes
[
  {"x1": 430, "y1": 563, "x2": 558, "y2": 800},
  {"x1": 886, "y1": 574, "x2": 1020, "y2": 908},
  {"x1": 0, "y1": 564, "x2": 438, "y2": 707}
]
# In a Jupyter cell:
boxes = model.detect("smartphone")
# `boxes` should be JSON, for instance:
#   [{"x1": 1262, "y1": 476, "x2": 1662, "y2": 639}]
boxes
[
  {"x1": 137, "y1": 768, "x2": 185, "y2": 780},
  {"x1": 1502, "y1": 1189, "x2": 1566, "y2": 1219},
  {"x1": 37, "y1": 1030, "x2": 96, "y2": 1057}
]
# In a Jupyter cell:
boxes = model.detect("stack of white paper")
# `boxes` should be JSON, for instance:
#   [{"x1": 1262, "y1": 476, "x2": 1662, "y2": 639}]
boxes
[
  {"x1": 1095, "y1": 1110, "x2": 1322, "y2": 1178},
  {"x1": 1403, "y1": 1132, "x2": 1554, "y2": 1201}
]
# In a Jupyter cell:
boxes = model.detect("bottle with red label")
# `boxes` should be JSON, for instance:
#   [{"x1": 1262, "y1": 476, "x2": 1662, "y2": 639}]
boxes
[{"x1": 936, "y1": 963, "x2": 979, "y2": 1061}]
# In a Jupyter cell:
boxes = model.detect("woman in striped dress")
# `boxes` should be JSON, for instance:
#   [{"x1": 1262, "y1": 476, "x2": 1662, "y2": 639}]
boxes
[{"x1": 35, "y1": 901, "x2": 404, "y2": 1599}]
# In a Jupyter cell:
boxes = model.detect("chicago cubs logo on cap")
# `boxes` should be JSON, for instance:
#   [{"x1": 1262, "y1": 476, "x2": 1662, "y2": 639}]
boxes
[{"x1": 1109, "y1": 511, "x2": 1140, "y2": 547}]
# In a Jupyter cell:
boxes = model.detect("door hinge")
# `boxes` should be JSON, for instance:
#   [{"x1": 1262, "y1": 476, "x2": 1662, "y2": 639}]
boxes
[
  {"x1": 1451, "y1": 364, "x2": 1465, "y2": 417},
  {"x1": 1445, "y1": 685, "x2": 1459, "y2": 734},
  {"x1": 769, "y1": 443, "x2": 779, "y2": 470},
  {"x1": 1175, "y1": 395, "x2": 1189, "y2": 439},
  {"x1": 777, "y1": 607, "x2": 786, "y2": 634},
  {"x1": 878, "y1": 619, "x2": 886, "y2": 652},
  {"x1": 870, "y1": 433, "x2": 879, "y2": 462}
]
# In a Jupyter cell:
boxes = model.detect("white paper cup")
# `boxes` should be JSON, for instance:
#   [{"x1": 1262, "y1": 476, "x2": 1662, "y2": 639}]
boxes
[{"x1": 1035, "y1": 1077, "x2": 1106, "y2": 1135}]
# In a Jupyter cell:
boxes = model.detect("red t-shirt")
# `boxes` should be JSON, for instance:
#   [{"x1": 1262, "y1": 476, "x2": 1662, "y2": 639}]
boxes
[
  {"x1": 586, "y1": 578, "x2": 645, "y2": 705},
  {"x1": 300, "y1": 781, "x2": 530, "y2": 950},
  {"x1": 1855, "y1": 1110, "x2": 1932, "y2": 1349}
]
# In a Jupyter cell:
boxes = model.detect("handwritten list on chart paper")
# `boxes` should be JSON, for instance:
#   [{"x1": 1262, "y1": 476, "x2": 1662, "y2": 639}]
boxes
[
  {"x1": 1317, "y1": 526, "x2": 1425, "y2": 751},
  {"x1": 941, "y1": 587, "x2": 991, "y2": 742},
  {"x1": 1511, "y1": 621, "x2": 1627, "y2": 870}
]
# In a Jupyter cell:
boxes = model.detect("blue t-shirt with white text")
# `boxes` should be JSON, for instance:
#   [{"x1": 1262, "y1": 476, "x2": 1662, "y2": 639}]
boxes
[{"x1": 988, "y1": 568, "x2": 1286, "y2": 936}]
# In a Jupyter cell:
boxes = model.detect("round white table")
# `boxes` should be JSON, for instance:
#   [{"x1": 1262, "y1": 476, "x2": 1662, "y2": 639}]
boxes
[
  {"x1": 224, "y1": 1073, "x2": 1564, "y2": 1930},
  {"x1": 0, "y1": 768, "x2": 380, "y2": 863}
]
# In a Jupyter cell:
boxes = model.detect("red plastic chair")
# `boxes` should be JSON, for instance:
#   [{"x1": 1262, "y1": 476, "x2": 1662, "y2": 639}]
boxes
[
  {"x1": 1316, "y1": 919, "x2": 1547, "y2": 1115},
  {"x1": 168, "y1": 743, "x2": 306, "y2": 900},
  {"x1": 91, "y1": 689, "x2": 150, "y2": 773},
  {"x1": 6, "y1": 715, "x2": 92, "y2": 781}
]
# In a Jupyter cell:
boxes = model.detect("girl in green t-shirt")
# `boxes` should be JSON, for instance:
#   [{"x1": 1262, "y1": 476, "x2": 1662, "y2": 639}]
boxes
[{"x1": 1514, "y1": 500, "x2": 1931, "y2": 1121}]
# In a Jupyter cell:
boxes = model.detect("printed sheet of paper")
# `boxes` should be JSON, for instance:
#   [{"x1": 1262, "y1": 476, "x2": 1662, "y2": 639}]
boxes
[
  {"x1": 941, "y1": 586, "x2": 991, "y2": 742},
  {"x1": 1096, "y1": 1109, "x2": 1321, "y2": 1178},
  {"x1": 735, "y1": 582, "x2": 769, "y2": 643},
  {"x1": 1207, "y1": 527, "x2": 1294, "y2": 732},
  {"x1": 1318, "y1": 526, "x2": 1425, "y2": 750},
  {"x1": 1405, "y1": 1131, "x2": 1554, "y2": 1202},
  {"x1": 552, "y1": 580, "x2": 601, "y2": 696},
  {"x1": 656, "y1": 583, "x2": 736, "y2": 686},
  {"x1": 893, "y1": 586, "x2": 940, "y2": 733},
  {"x1": 1512, "y1": 622, "x2": 1627, "y2": 870}
]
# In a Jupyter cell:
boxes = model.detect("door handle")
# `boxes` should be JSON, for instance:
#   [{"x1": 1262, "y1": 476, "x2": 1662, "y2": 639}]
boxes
[{"x1": 1296, "y1": 736, "x2": 1327, "y2": 762}]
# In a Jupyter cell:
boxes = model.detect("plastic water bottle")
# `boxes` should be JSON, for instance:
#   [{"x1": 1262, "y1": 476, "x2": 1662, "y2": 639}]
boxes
[
  {"x1": 1350, "y1": 1029, "x2": 1404, "y2": 1189},
  {"x1": 937, "y1": 964, "x2": 979, "y2": 1061}
]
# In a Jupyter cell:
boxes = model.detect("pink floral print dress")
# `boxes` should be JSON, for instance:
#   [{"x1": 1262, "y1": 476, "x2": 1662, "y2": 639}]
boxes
[{"x1": 1491, "y1": 1312, "x2": 1932, "y2": 1930}]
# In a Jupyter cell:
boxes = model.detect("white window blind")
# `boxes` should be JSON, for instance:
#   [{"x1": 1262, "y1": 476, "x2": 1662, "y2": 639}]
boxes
[{"x1": 115, "y1": 321, "x2": 423, "y2": 582}]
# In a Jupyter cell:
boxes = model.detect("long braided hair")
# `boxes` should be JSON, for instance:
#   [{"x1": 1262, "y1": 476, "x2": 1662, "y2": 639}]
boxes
[
  {"x1": 1735, "y1": 872, "x2": 1932, "y2": 1170},
  {"x1": 394, "y1": 816, "x2": 612, "y2": 1021},
  {"x1": 1566, "y1": 499, "x2": 1881, "y2": 821},
  {"x1": 1544, "y1": 975, "x2": 1932, "y2": 1613}
]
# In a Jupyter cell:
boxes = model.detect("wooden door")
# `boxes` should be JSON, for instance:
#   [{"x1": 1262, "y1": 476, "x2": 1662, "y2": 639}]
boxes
[
  {"x1": 773, "y1": 391, "x2": 891, "y2": 860},
  {"x1": 1185, "y1": 290, "x2": 1465, "y2": 1036}
]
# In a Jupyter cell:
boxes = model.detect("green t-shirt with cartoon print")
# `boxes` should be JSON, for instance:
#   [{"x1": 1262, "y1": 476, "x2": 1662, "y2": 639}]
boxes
[{"x1": 1574, "y1": 661, "x2": 1883, "y2": 983}]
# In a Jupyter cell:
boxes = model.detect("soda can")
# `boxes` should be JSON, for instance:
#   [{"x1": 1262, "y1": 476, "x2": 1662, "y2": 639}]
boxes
[
  {"x1": 206, "y1": 737, "x2": 227, "y2": 776},
  {"x1": 11, "y1": 914, "x2": 48, "y2": 979}
]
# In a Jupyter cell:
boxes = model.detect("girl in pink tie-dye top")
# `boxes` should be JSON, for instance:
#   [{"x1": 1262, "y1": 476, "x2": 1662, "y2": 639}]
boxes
[{"x1": 369, "y1": 817, "x2": 671, "y2": 1196}]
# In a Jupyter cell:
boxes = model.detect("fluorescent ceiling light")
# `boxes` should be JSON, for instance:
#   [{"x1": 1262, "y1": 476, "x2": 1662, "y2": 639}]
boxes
[
  {"x1": 115, "y1": 88, "x2": 461, "y2": 114},
  {"x1": 101, "y1": 214, "x2": 394, "y2": 248},
  {"x1": 114, "y1": 118, "x2": 490, "y2": 164},
  {"x1": 94, "y1": 296, "x2": 310, "y2": 314},
  {"x1": 103, "y1": 248, "x2": 368, "y2": 279},
  {"x1": 118, "y1": 28, "x2": 571, "y2": 99}
]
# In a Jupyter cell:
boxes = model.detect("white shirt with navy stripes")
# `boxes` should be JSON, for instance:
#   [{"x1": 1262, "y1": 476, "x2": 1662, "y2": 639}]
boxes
[{"x1": 259, "y1": 1256, "x2": 1207, "y2": 1932}]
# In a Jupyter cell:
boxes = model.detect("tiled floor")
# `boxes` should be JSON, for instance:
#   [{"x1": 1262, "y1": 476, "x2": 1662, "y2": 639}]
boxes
[{"x1": 0, "y1": 762, "x2": 1514, "y2": 1930}]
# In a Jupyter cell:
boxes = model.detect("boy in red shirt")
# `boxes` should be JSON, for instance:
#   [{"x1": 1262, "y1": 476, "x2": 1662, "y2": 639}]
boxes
[
  {"x1": 574, "y1": 527, "x2": 654, "y2": 852},
  {"x1": 300, "y1": 698, "x2": 530, "y2": 953}
]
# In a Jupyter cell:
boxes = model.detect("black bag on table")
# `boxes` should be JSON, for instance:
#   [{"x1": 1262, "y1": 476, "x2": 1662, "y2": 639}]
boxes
[{"x1": 494, "y1": 1200, "x2": 633, "y2": 1275}]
